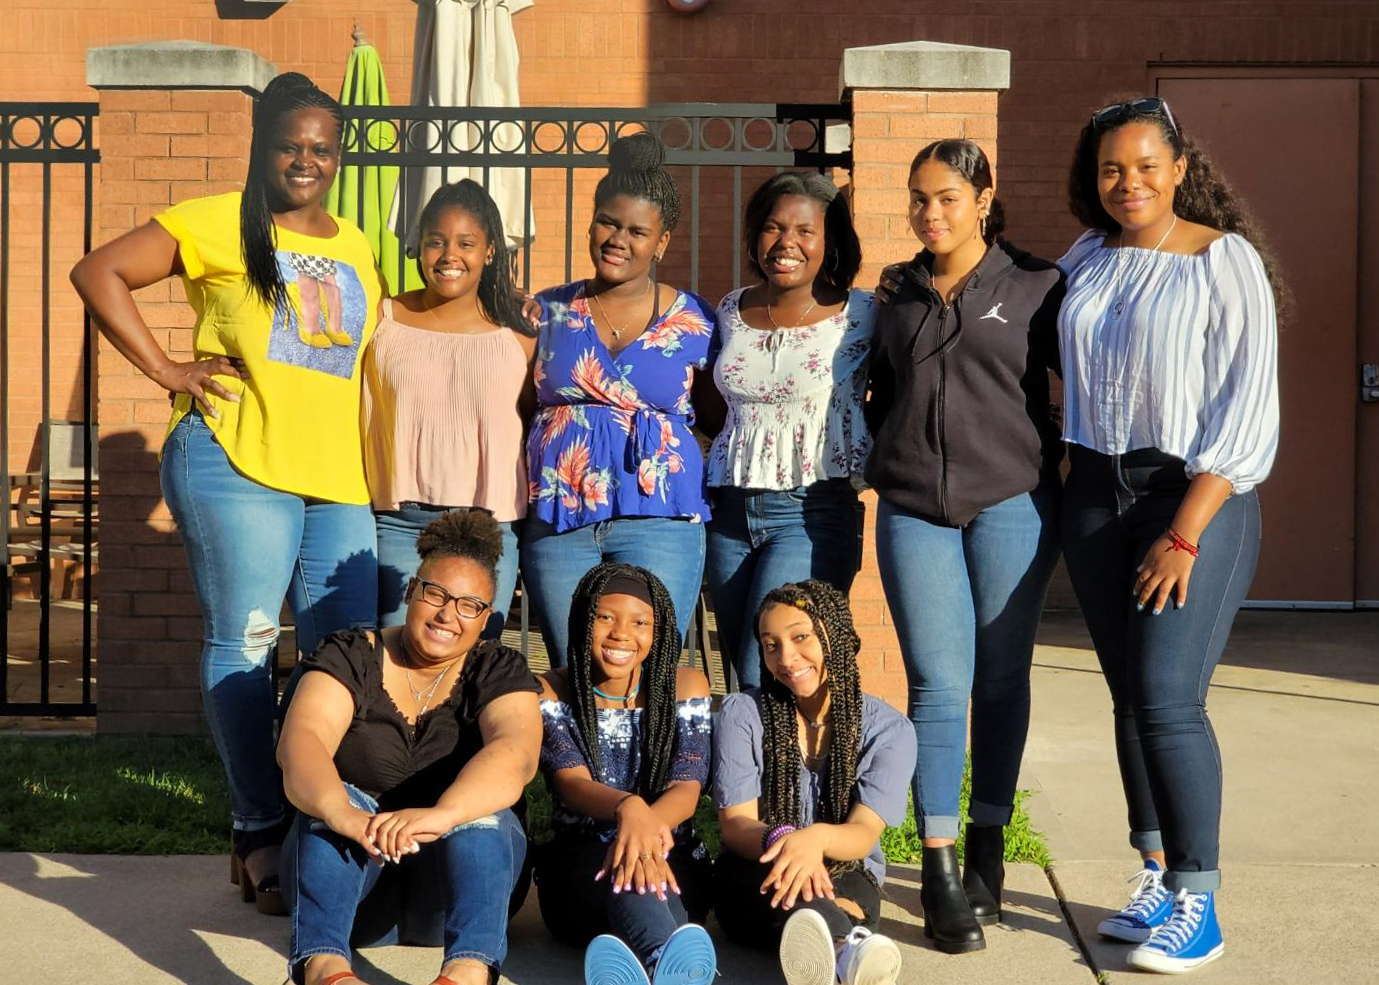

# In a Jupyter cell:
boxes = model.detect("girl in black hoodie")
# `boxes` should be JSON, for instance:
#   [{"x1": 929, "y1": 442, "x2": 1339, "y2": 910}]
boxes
[{"x1": 864, "y1": 139, "x2": 1064, "y2": 955}]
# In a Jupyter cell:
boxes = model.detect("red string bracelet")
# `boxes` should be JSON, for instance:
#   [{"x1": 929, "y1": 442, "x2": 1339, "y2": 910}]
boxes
[{"x1": 1166, "y1": 528, "x2": 1200, "y2": 557}]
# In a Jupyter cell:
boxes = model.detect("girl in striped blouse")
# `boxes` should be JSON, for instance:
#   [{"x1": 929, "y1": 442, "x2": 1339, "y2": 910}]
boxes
[{"x1": 1057, "y1": 97, "x2": 1281, "y2": 976}]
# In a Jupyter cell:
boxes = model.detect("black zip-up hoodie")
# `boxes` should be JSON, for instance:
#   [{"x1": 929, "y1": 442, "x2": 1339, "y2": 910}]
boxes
[{"x1": 863, "y1": 239, "x2": 1064, "y2": 527}]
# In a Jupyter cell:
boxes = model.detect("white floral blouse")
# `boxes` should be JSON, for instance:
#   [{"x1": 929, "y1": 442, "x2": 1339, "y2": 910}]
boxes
[{"x1": 707, "y1": 287, "x2": 876, "y2": 490}]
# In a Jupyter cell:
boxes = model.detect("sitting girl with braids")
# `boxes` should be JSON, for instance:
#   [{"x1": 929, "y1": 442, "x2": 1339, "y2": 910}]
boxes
[
  {"x1": 533, "y1": 562, "x2": 716, "y2": 985},
  {"x1": 713, "y1": 581, "x2": 916, "y2": 985}
]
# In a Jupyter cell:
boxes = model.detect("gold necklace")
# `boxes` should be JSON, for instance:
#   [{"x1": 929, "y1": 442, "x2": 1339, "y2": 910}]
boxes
[
  {"x1": 765, "y1": 291, "x2": 819, "y2": 330},
  {"x1": 590, "y1": 278, "x2": 652, "y2": 345},
  {"x1": 398, "y1": 641, "x2": 461, "y2": 722}
]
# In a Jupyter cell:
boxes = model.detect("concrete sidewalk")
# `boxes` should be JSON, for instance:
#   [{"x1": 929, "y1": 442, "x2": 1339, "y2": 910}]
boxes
[{"x1": 1, "y1": 610, "x2": 1375, "y2": 984}]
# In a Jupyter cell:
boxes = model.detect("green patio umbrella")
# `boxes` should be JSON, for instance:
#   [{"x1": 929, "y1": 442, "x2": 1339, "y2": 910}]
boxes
[{"x1": 326, "y1": 25, "x2": 417, "y2": 294}]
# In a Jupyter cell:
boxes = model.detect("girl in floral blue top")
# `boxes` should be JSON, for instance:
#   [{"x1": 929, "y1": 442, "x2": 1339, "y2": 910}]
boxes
[
  {"x1": 534, "y1": 562, "x2": 715, "y2": 985},
  {"x1": 521, "y1": 133, "x2": 717, "y2": 668}
]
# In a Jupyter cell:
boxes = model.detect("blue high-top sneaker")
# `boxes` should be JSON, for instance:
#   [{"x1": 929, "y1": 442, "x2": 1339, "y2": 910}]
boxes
[
  {"x1": 1127, "y1": 888, "x2": 1225, "y2": 974},
  {"x1": 1097, "y1": 858, "x2": 1173, "y2": 943}
]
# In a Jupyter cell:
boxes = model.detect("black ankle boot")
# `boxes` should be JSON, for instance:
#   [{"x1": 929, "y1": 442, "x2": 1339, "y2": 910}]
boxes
[
  {"x1": 962, "y1": 823, "x2": 1005, "y2": 926},
  {"x1": 920, "y1": 844, "x2": 986, "y2": 953}
]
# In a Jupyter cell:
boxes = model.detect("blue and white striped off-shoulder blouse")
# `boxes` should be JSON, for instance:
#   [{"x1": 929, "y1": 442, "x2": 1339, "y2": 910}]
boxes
[{"x1": 1057, "y1": 230, "x2": 1279, "y2": 494}]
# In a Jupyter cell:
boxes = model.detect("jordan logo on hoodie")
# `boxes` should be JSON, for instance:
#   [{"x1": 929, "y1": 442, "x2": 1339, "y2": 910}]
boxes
[{"x1": 980, "y1": 303, "x2": 1008, "y2": 323}]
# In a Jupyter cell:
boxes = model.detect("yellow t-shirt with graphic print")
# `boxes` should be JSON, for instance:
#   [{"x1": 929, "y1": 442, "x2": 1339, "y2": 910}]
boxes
[{"x1": 154, "y1": 192, "x2": 385, "y2": 505}]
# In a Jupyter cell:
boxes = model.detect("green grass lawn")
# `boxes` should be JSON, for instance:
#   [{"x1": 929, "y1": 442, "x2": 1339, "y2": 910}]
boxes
[{"x1": 0, "y1": 735, "x2": 1048, "y2": 865}]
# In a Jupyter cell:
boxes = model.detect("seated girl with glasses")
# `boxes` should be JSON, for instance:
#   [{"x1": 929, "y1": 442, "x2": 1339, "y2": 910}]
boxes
[
  {"x1": 533, "y1": 562, "x2": 716, "y2": 985},
  {"x1": 277, "y1": 510, "x2": 543, "y2": 985}
]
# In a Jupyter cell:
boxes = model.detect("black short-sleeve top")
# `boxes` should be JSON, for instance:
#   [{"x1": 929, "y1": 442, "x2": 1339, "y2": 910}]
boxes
[{"x1": 282, "y1": 629, "x2": 541, "y2": 812}]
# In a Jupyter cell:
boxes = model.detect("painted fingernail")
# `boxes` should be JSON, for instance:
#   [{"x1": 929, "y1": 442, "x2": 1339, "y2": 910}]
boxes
[
  {"x1": 637, "y1": 887, "x2": 645, "y2": 895},
  {"x1": 612, "y1": 886, "x2": 621, "y2": 894},
  {"x1": 1136, "y1": 603, "x2": 1144, "y2": 612},
  {"x1": 1152, "y1": 608, "x2": 1161, "y2": 616}
]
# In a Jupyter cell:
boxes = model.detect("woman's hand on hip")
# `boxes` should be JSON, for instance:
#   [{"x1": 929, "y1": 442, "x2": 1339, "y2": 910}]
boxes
[
  {"x1": 151, "y1": 356, "x2": 245, "y2": 419},
  {"x1": 1135, "y1": 533, "x2": 1195, "y2": 614}
]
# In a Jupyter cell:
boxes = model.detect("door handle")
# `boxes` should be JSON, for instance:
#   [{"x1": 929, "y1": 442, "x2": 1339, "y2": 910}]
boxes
[{"x1": 1364, "y1": 363, "x2": 1379, "y2": 402}]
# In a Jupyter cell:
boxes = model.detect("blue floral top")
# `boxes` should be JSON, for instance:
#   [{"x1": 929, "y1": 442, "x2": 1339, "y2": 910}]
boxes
[
  {"x1": 540, "y1": 695, "x2": 713, "y2": 844},
  {"x1": 526, "y1": 281, "x2": 716, "y2": 532}
]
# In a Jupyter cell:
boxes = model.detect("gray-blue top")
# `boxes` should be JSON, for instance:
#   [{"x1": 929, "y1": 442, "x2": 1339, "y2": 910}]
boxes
[{"x1": 712, "y1": 689, "x2": 916, "y2": 885}]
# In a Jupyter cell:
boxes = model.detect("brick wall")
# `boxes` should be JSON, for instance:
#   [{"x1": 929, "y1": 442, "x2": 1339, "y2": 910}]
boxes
[{"x1": 92, "y1": 89, "x2": 253, "y2": 734}]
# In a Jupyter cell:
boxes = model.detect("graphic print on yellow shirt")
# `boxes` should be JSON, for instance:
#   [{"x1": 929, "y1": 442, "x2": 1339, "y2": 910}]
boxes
[
  {"x1": 270, "y1": 249, "x2": 368, "y2": 378},
  {"x1": 153, "y1": 192, "x2": 384, "y2": 505}
]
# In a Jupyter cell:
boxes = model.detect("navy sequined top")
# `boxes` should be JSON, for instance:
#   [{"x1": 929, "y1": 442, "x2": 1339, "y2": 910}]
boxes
[{"x1": 540, "y1": 696, "x2": 712, "y2": 844}]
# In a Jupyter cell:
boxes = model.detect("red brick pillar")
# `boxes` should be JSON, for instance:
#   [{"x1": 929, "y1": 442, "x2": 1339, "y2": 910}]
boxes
[
  {"x1": 841, "y1": 42, "x2": 1009, "y2": 712},
  {"x1": 88, "y1": 42, "x2": 276, "y2": 734}
]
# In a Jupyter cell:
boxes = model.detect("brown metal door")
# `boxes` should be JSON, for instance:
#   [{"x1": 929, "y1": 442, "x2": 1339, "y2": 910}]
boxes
[{"x1": 1156, "y1": 77, "x2": 1360, "y2": 605}]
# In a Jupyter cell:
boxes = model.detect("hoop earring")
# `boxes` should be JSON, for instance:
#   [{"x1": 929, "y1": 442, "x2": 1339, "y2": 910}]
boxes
[
  {"x1": 826, "y1": 249, "x2": 839, "y2": 272},
  {"x1": 979, "y1": 214, "x2": 987, "y2": 239},
  {"x1": 747, "y1": 247, "x2": 758, "y2": 267}
]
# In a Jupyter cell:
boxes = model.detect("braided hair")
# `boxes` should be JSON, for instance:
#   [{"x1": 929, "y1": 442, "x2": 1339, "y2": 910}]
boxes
[
  {"x1": 567, "y1": 562, "x2": 681, "y2": 799},
  {"x1": 414, "y1": 509, "x2": 505, "y2": 595},
  {"x1": 754, "y1": 581, "x2": 865, "y2": 845},
  {"x1": 241, "y1": 72, "x2": 344, "y2": 313},
  {"x1": 594, "y1": 132, "x2": 681, "y2": 232},
  {"x1": 415, "y1": 179, "x2": 532, "y2": 336}
]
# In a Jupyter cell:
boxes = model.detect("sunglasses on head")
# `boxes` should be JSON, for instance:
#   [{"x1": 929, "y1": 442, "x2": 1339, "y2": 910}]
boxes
[{"x1": 1091, "y1": 97, "x2": 1180, "y2": 138}]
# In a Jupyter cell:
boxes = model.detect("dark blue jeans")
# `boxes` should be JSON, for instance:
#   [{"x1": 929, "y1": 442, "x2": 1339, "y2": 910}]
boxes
[
  {"x1": 520, "y1": 516, "x2": 705, "y2": 668},
  {"x1": 534, "y1": 836, "x2": 711, "y2": 965},
  {"x1": 875, "y1": 485, "x2": 1060, "y2": 840},
  {"x1": 376, "y1": 504, "x2": 521, "y2": 639},
  {"x1": 704, "y1": 479, "x2": 862, "y2": 689},
  {"x1": 1061, "y1": 446, "x2": 1261, "y2": 893},
  {"x1": 161, "y1": 412, "x2": 377, "y2": 831},
  {"x1": 283, "y1": 784, "x2": 525, "y2": 982}
]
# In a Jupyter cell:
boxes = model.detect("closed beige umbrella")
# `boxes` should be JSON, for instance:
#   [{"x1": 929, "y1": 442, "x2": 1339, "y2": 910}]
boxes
[{"x1": 394, "y1": 0, "x2": 536, "y2": 252}]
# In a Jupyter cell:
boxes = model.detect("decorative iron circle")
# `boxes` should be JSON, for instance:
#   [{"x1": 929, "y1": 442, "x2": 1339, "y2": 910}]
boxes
[
  {"x1": 697, "y1": 117, "x2": 735, "y2": 152},
  {"x1": 573, "y1": 120, "x2": 611, "y2": 155},
  {"x1": 532, "y1": 120, "x2": 569, "y2": 155},
  {"x1": 655, "y1": 117, "x2": 692, "y2": 152},
  {"x1": 742, "y1": 117, "x2": 778, "y2": 152}
]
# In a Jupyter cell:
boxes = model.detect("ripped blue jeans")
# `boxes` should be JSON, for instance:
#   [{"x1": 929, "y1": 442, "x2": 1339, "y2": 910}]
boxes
[
  {"x1": 282, "y1": 784, "x2": 526, "y2": 983},
  {"x1": 161, "y1": 412, "x2": 377, "y2": 831}
]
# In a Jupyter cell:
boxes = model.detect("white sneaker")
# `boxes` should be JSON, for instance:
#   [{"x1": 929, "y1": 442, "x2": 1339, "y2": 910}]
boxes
[
  {"x1": 779, "y1": 909, "x2": 836, "y2": 985},
  {"x1": 836, "y1": 927, "x2": 902, "y2": 985}
]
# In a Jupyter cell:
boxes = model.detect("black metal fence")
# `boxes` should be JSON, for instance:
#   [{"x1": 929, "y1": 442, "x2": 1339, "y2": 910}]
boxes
[
  {"x1": 0, "y1": 102, "x2": 100, "y2": 716},
  {"x1": 338, "y1": 101, "x2": 852, "y2": 686}
]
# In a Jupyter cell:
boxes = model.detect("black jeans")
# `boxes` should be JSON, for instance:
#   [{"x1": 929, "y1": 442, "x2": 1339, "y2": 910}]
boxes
[
  {"x1": 1061, "y1": 446, "x2": 1261, "y2": 893},
  {"x1": 711, "y1": 850, "x2": 880, "y2": 945},
  {"x1": 533, "y1": 835, "x2": 711, "y2": 964}
]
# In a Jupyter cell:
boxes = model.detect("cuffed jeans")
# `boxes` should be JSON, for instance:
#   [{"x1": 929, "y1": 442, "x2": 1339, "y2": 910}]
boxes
[
  {"x1": 161, "y1": 412, "x2": 376, "y2": 831},
  {"x1": 1062, "y1": 446, "x2": 1261, "y2": 893},
  {"x1": 534, "y1": 836, "x2": 710, "y2": 966},
  {"x1": 283, "y1": 784, "x2": 525, "y2": 983},
  {"x1": 705, "y1": 479, "x2": 862, "y2": 689},
  {"x1": 376, "y1": 504, "x2": 521, "y2": 640},
  {"x1": 876, "y1": 486, "x2": 1060, "y2": 841},
  {"x1": 520, "y1": 516, "x2": 705, "y2": 668}
]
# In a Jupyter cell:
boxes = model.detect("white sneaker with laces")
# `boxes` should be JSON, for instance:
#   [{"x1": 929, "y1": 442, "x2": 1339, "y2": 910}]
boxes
[{"x1": 835, "y1": 927, "x2": 902, "y2": 985}]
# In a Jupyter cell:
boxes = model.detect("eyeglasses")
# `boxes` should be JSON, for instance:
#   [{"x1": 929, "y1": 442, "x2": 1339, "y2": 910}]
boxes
[
  {"x1": 408, "y1": 578, "x2": 492, "y2": 621},
  {"x1": 1090, "y1": 97, "x2": 1180, "y2": 138}
]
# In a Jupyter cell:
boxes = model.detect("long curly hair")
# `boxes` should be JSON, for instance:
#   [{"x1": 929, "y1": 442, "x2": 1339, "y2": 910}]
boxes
[
  {"x1": 415, "y1": 179, "x2": 531, "y2": 336},
  {"x1": 754, "y1": 580, "x2": 865, "y2": 877},
  {"x1": 241, "y1": 72, "x2": 344, "y2": 313},
  {"x1": 567, "y1": 562, "x2": 681, "y2": 799},
  {"x1": 1067, "y1": 100, "x2": 1288, "y2": 319}
]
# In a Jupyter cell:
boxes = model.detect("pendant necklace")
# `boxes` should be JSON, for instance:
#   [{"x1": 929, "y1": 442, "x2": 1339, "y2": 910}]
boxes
[
  {"x1": 591, "y1": 278, "x2": 652, "y2": 346},
  {"x1": 1112, "y1": 215, "x2": 1177, "y2": 317},
  {"x1": 400, "y1": 647, "x2": 460, "y2": 725}
]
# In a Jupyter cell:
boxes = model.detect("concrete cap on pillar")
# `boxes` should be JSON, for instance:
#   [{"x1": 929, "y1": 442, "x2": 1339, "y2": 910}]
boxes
[
  {"x1": 87, "y1": 41, "x2": 278, "y2": 95},
  {"x1": 840, "y1": 41, "x2": 1010, "y2": 98}
]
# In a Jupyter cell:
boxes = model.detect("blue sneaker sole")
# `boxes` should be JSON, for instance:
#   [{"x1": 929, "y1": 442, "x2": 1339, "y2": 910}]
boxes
[
  {"x1": 1127, "y1": 941, "x2": 1225, "y2": 974},
  {"x1": 585, "y1": 934, "x2": 651, "y2": 985},
  {"x1": 652, "y1": 924, "x2": 716, "y2": 985}
]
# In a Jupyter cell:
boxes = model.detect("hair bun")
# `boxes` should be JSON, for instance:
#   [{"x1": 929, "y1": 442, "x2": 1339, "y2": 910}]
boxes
[{"x1": 607, "y1": 131, "x2": 666, "y2": 175}]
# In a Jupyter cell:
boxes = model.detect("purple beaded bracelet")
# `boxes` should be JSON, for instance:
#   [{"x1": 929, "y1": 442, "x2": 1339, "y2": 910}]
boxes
[{"x1": 761, "y1": 824, "x2": 797, "y2": 854}]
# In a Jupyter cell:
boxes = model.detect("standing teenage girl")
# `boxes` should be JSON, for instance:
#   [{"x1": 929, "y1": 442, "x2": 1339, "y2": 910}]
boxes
[{"x1": 1059, "y1": 97, "x2": 1279, "y2": 974}]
